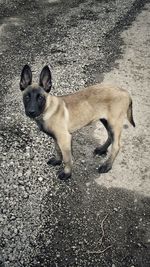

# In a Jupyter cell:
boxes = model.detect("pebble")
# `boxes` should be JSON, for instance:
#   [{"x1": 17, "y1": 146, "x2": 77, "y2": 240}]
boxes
[
  {"x1": 25, "y1": 170, "x2": 31, "y2": 177},
  {"x1": 23, "y1": 192, "x2": 29, "y2": 199},
  {"x1": 114, "y1": 207, "x2": 118, "y2": 211},
  {"x1": 18, "y1": 180, "x2": 24, "y2": 185},
  {"x1": 38, "y1": 177, "x2": 43, "y2": 182},
  {"x1": 18, "y1": 172, "x2": 22, "y2": 178},
  {"x1": 14, "y1": 228, "x2": 18, "y2": 235},
  {"x1": 10, "y1": 215, "x2": 16, "y2": 221}
]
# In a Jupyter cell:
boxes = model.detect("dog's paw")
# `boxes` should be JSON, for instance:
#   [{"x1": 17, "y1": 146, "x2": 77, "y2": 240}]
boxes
[
  {"x1": 47, "y1": 157, "x2": 62, "y2": 166},
  {"x1": 98, "y1": 162, "x2": 112, "y2": 173},
  {"x1": 94, "y1": 147, "x2": 108, "y2": 156},
  {"x1": 57, "y1": 170, "x2": 71, "y2": 181}
]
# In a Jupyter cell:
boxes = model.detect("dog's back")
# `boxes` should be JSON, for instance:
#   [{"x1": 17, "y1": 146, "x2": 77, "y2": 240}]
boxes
[{"x1": 60, "y1": 84, "x2": 131, "y2": 132}]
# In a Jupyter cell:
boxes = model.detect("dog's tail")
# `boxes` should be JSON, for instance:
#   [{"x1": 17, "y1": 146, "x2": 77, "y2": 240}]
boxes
[{"x1": 127, "y1": 98, "x2": 135, "y2": 127}]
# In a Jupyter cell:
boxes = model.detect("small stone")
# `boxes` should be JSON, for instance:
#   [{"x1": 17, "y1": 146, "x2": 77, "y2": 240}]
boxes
[
  {"x1": 18, "y1": 180, "x2": 24, "y2": 185},
  {"x1": 10, "y1": 215, "x2": 16, "y2": 221},
  {"x1": 38, "y1": 177, "x2": 43, "y2": 182},
  {"x1": 25, "y1": 153, "x2": 30, "y2": 158},
  {"x1": 23, "y1": 192, "x2": 29, "y2": 199},
  {"x1": 114, "y1": 207, "x2": 118, "y2": 212},
  {"x1": 14, "y1": 228, "x2": 18, "y2": 234},
  {"x1": 18, "y1": 172, "x2": 22, "y2": 178},
  {"x1": 25, "y1": 170, "x2": 31, "y2": 177}
]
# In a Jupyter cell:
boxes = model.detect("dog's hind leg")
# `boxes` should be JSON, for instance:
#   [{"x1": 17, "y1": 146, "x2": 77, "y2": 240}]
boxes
[
  {"x1": 94, "y1": 119, "x2": 113, "y2": 156},
  {"x1": 98, "y1": 119, "x2": 123, "y2": 173}
]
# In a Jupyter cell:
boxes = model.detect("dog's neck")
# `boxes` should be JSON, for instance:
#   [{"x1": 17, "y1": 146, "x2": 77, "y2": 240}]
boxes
[
  {"x1": 44, "y1": 95, "x2": 59, "y2": 121},
  {"x1": 35, "y1": 95, "x2": 59, "y2": 123}
]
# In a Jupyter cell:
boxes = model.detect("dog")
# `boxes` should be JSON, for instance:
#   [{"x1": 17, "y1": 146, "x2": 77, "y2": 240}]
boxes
[{"x1": 20, "y1": 64, "x2": 135, "y2": 180}]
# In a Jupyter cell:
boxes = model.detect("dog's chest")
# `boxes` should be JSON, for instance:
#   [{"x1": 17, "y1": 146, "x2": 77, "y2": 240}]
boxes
[{"x1": 36, "y1": 119, "x2": 55, "y2": 139}]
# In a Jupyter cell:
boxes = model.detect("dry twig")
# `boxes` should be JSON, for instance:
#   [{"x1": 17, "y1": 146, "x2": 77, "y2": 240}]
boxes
[
  {"x1": 88, "y1": 245, "x2": 112, "y2": 254},
  {"x1": 87, "y1": 214, "x2": 112, "y2": 254}
]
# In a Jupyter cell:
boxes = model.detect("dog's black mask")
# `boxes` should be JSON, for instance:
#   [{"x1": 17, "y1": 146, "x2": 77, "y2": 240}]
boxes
[{"x1": 23, "y1": 87, "x2": 46, "y2": 118}]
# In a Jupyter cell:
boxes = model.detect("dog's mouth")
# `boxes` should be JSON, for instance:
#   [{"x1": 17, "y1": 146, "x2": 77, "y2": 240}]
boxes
[
  {"x1": 34, "y1": 114, "x2": 43, "y2": 120},
  {"x1": 26, "y1": 111, "x2": 42, "y2": 120}
]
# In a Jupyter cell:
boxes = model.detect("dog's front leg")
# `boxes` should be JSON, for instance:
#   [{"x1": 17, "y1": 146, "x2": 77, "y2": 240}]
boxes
[
  {"x1": 57, "y1": 132, "x2": 73, "y2": 180},
  {"x1": 47, "y1": 141, "x2": 62, "y2": 166}
]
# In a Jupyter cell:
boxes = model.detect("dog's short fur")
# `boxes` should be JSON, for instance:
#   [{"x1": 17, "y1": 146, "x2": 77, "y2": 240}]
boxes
[{"x1": 20, "y1": 65, "x2": 135, "y2": 180}]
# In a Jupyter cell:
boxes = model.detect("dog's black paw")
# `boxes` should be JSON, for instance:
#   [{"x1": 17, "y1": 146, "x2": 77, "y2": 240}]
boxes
[
  {"x1": 94, "y1": 147, "x2": 108, "y2": 156},
  {"x1": 98, "y1": 162, "x2": 112, "y2": 173},
  {"x1": 47, "y1": 157, "x2": 62, "y2": 166},
  {"x1": 57, "y1": 170, "x2": 71, "y2": 181}
]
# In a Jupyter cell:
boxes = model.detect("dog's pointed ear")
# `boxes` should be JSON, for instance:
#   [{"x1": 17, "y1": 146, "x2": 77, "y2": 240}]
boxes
[
  {"x1": 20, "y1": 64, "x2": 32, "y2": 91},
  {"x1": 39, "y1": 65, "x2": 52, "y2": 93}
]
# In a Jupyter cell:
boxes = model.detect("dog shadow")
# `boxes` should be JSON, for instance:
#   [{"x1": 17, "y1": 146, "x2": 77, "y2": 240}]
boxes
[{"x1": 29, "y1": 163, "x2": 150, "y2": 266}]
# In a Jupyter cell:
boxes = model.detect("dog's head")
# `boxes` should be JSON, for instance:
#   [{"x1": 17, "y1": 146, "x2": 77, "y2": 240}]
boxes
[{"x1": 20, "y1": 65, "x2": 52, "y2": 119}]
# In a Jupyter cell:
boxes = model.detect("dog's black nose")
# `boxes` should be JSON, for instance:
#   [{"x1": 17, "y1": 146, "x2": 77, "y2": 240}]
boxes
[{"x1": 28, "y1": 110, "x2": 36, "y2": 118}]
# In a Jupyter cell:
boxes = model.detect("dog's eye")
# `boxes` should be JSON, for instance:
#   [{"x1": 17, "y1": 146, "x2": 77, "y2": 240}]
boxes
[
  {"x1": 25, "y1": 95, "x2": 30, "y2": 101},
  {"x1": 38, "y1": 95, "x2": 44, "y2": 101}
]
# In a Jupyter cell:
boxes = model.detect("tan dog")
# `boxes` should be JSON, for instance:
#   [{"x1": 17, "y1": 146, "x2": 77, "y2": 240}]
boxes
[{"x1": 20, "y1": 65, "x2": 135, "y2": 180}]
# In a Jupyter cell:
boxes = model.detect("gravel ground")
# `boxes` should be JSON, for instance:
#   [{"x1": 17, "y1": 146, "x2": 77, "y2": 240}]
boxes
[
  {"x1": 95, "y1": 3, "x2": 150, "y2": 196},
  {"x1": 0, "y1": 0, "x2": 150, "y2": 266}
]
